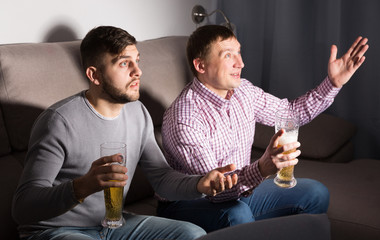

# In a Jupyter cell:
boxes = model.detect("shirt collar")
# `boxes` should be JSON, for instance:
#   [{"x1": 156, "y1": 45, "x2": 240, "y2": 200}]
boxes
[{"x1": 192, "y1": 77, "x2": 233, "y2": 111}]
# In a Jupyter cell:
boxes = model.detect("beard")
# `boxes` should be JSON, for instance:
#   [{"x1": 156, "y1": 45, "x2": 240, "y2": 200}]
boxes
[{"x1": 101, "y1": 75, "x2": 140, "y2": 104}]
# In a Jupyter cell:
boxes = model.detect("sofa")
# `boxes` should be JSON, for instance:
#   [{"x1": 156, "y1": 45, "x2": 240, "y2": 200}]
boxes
[{"x1": 0, "y1": 36, "x2": 379, "y2": 240}]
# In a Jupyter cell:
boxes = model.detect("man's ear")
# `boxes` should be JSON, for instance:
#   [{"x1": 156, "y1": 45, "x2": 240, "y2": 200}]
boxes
[
  {"x1": 86, "y1": 66, "x2": 101, "y2": 85},
  {"x1": 193, "y1": 58, "x2": 206, "y2": 74}
]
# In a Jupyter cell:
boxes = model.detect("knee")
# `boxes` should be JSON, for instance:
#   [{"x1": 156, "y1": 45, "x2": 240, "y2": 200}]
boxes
[
  {"x1": 220, "y1": 201, "x2": 254, "y2": 227},
  {"x1": 302, "y1": 179, "x2": 330, "y2": 213},
  {"x1": 178, "y1": 221, "x2": 207, "y2": 239}
]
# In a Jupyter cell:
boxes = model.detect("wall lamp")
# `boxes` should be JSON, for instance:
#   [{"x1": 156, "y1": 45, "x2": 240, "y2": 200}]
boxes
[{"x1": 191, "y1": 5, "x2": 235, "y2": 33}]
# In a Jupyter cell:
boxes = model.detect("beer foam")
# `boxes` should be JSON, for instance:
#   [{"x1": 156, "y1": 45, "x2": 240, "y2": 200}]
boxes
[{"x1": 278, "y1": 130, "x2": 298, "y2": 145}]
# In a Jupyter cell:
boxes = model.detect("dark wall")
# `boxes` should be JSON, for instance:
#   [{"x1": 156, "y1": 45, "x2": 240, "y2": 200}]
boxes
[{"x1": 218, "y1": 0, "x2": 380, "y2": 159}]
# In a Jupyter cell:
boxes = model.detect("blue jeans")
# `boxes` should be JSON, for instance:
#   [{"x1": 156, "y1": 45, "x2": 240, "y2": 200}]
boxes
[
  {"x1": 157, "y1": 178, "x2": 330, "y2": 233},
  {"x1": 22, "y1": 213, "x2": 206, "y2": 240}
]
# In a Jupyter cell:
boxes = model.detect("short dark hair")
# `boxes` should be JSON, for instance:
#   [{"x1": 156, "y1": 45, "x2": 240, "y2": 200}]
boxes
[
  {"x1": 80, "y1": 26, "x2": 136, "y2": 71},
  {"x1": 186, "y1": 25, "x2": 235, "y2": 76}
]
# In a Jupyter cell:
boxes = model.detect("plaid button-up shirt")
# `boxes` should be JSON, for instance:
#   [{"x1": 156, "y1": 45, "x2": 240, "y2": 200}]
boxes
[{"x1": 162, "y1": 77, "x2": 340, "y2": 202}]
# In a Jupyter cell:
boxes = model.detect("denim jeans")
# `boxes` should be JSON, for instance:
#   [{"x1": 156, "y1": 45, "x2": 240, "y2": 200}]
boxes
[
  {"x1": 157, "y1": 178, "x2": 330, "y2": 233},
  {"x1": 22, "y1": 213, "x2": 206, "y2": 240}
]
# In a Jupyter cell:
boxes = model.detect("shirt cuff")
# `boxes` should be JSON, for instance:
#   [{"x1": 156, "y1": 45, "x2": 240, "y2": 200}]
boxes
[
  {"x1": 319, "y1": 76, "x2": 341, "y2": 99},
  {"x1": 247, "y1": 160, "x2": 266, "y2": 187}
]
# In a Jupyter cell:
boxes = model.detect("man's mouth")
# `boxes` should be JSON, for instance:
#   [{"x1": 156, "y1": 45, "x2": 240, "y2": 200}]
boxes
[
  {"x1": 231, "y1": 73, "x2": 240, "y2": 79},
  {"x1": 129, "y1": 80, "x2": 140, "y2": 88}
]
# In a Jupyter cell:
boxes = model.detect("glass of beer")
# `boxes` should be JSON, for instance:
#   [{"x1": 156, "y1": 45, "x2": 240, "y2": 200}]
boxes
[
  {"x1": 274, "y1": 109, "x2": 300, "y2": 188},
  {"x1": 100, "y1": 142, "x2": 127, "y2": 228}
]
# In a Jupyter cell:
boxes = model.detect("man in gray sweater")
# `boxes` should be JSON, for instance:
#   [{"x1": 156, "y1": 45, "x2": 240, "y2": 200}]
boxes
[{"x1": 12, "y1": 26, "x2": 237, "y2": 240}]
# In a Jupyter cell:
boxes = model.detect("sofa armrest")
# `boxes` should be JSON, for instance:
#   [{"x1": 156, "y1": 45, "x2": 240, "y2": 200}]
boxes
[{"x1": 196, "y1": 213, "x2": 330, "y2": 240}]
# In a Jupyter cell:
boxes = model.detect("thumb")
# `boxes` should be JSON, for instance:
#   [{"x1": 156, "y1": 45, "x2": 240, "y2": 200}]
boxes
[
  {"x1": 271, "y1": 129, "x2": 284, "y2": 148},
  {"x1": 215, "y1": 163, "x2": 236, "y2": 173},
  {"x1": 329, "y1": 45, "x2": 338, "y2": 64}
]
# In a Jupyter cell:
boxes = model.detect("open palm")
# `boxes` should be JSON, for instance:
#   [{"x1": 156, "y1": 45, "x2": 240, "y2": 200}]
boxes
[{"x1": 328, "y1": 36, "x2": 369, "y2": 88}]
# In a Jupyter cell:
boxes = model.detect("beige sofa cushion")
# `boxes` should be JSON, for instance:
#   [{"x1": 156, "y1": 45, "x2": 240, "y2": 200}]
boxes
[
  {"x1": 296, "y1": 159, "x2": 380, "y2": 240},
  {"x1": 0, "y1": 37, "x2": 193, "y2": 152},
  {"x1": 0, "y1": 41, "x2": 88, "y2": 151},
  {"x1": 138, "y1": 36, "x2": 192, "y2": 127}
]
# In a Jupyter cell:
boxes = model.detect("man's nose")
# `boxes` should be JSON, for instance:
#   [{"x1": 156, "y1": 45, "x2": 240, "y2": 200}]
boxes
[
  {"x1": 131, "y1": 62, "x2": 142, "y2": 77},
  {"x1": 235, "y1": 55, "x2": 244, "y2": 69}
]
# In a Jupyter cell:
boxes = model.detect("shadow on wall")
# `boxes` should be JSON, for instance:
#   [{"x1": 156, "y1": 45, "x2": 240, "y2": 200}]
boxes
[{"x1": 43, "y1": 24, "x2": 78, "y2": 43}]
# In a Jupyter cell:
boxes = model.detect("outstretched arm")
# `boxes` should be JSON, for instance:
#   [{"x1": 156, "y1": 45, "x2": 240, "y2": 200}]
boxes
[{"x1": 328, "y1": 36, "x2": 369, "y2": 88}]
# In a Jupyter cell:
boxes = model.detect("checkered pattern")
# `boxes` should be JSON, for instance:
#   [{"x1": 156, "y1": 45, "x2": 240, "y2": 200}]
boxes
[{"x1": 162, "y1": 77, "x2": 339, "y2": 202}]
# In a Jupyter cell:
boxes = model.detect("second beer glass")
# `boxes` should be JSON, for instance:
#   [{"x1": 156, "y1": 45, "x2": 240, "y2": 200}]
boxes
[{"x1": 274, "y1": 109, "x2": 299, "y2": 188}]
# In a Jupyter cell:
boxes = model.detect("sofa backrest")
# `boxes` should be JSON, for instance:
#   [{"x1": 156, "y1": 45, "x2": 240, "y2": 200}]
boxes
[
  {"x1": 138, "y1": 36, "x2": 192, "y2": 122},
  {"x1": 0, "y1": 36, "x2": 192, "y2": 156},
  {"x1": 137, "y1": 36, "x2": 192, "y2": 147},
  {"x1": 251, "y1": 113, "x2": 356, "y2": 163},
  {"x1": 0, "y1": 41, "x2": 89, "y2": 155}
]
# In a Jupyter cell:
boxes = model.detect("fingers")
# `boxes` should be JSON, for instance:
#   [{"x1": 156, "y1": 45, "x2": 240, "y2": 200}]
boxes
[
  {"x1": 347, "y1": 36, "x2": 363, "y2": 55},
  {"x1": 330, "y1": 36, "x2": 369, "y2": 65},
  {"x1": 224, "y1": 175, "x2": 232, "y2": 189},
  {"x1": 353, "y1": 44, "x2": 369, "y2": 67},
  {"x1": 209, "y1": 172, "x2": 238, "y2": 196},
  {"x1": 271, "y1": 139, "x2": 300, "y2": 157},
  {"x1": 90, "y1": 154, "x2": 128, "y2": 186},
  {"x1": 350, "y1": 37, "x2": 369, "y2": 66},
  {"x1": 210, "y1": 180, "x2": 218, "y2": 196},
  {"x1": 275, "y1": 158, "x2": 299, "y2": 169},
  {"x1": 231, "y1": 173, "x2": 238, "y2": 185},
  {"x1": 93, "y1": 154, "x2": 124, "y2": 167},
  {"x1": 92, "y1": 157, "x2": 127, "y2": 175},
  {"x1": 215, "y1": 163, "x2": 236, "y2": 173},
  {"x1": 210, "y1": 175, "x2": 227, "y2": 196},
  {"x1": 274, "y1": 140, "x2": 301, "y2": 159},
  {"x1": 280, "y1": 141, "x2": 301, "y2": 154},
  {"x1": 225, "y1": 174, "x2": 238, "y2": 189},
  {"x1": 218, "y1": 176, "x2": 226, "y2": 193},
  {"x1": 277, "y1": 149, "x2": 301, "y2": 161},
  {"x1": 349, "y1": 36, "x2": 367, "y2": 56},
  {"x1": 101, "y1": 177, "x2": 128, "y2": 188},
  {"x1": 344, "y1": 36, "x2": 369, "y2": 70},
  {"x1": 97, "y1": 169, "x2": 128, "y2": 190},
  {"x1": 329, "y1": 45, "x2": 338, "y2": 64},
  {"x1": 271, "y1": 129, "x2": 284, "y2": 148},
  {"x1": 272, "y1": 145, "x2": 300, "y2": 170},
  {"x1": 201, "y1": 163, "x2": 240, "y2": 196},
  {"x1": 215, "y1": 164, "x2": 238, "y2": 188},
  {"x1": 270, "y1": 138, "x2": 301, "y2": 170}
]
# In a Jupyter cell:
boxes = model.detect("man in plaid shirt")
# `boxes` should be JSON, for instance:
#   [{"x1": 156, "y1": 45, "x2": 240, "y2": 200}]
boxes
[{"x1": 158, "y1": 25, "x2": 368, "y2": 232}]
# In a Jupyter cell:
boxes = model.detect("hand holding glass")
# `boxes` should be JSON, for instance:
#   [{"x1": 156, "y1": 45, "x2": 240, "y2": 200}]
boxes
[
  {"x1": 274, "y1": 109, "x2": 299, "y2": 188},
  {"x1": 100, "y1": 142, "x2": 126, "y2": 228}
]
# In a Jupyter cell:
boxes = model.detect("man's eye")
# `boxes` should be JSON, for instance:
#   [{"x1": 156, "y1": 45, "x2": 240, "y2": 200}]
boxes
[
  {"x1": 120, "y1": 62, "x2": 128, "y2": 67},
  {"x1": 225, "y1": 53, "x2": 231, "y2": 58}
]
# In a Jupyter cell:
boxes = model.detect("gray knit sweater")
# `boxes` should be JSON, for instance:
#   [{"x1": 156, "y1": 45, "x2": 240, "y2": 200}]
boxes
[{"x1": 12, "y1": 91, "x2": 202, "y2": 235}]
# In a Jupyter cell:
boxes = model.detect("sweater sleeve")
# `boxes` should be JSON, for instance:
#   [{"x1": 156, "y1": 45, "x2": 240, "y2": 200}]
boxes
[{"x1": 12, "y1": 109, "x2": 79, "y2": 225}]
